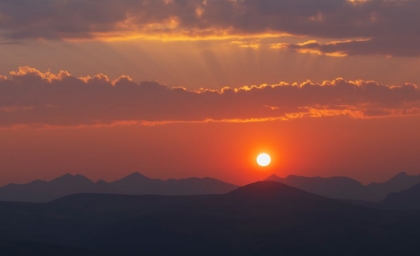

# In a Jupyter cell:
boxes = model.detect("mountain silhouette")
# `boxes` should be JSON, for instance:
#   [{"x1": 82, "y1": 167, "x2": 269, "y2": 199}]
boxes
[
  {"x1": 221, "y1": 181, "x2": 333, "y2": 207},
  {"x1": 380, "y1": 182, "x2": 420, "y2": 210},
  {"x1": 266, "y1": 172, "x2": 420, "y2": 202},
  {"x1": 0, "y1": 174, "x2": 96, "y2": 202},
  {"x1": 1, "y1": 181, "x2": 420, "y2": 255},
  {"x1": 365, "y1": 172, "x2": 420, "y2": 201},
  {"x1": 265, "y1": 174, "x2": 365, "y2": 199},
  {"x1": 0, "y1": 173, "x2": 238, "y2": 202},
  {"x1": 2, "y1": 171, "x2": 420, "y2": 203}
]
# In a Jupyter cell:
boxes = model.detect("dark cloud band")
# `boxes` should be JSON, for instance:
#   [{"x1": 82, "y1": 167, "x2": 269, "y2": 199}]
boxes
[{"x1": 0, "y1": 67, "x2": 419, "y2": 127}]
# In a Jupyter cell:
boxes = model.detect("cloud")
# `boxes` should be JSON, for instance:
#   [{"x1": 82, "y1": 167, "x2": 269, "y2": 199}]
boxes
[
  {"x1": 0, "y1": 0, "x2": 419, "y2": 56},
  {"x1": 0, "y1": 67, "x2": 420, "y2": 127},
  {"x1": 274, "y1": 37, "x2": 420, "y2": 57}
]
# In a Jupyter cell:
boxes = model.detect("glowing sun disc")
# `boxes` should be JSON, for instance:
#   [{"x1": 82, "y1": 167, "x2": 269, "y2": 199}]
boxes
[{"x1": 257, "y1": 153, "x2": 271, "y2": 167}]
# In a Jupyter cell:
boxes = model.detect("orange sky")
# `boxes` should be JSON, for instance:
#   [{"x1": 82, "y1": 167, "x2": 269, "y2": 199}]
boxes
[
  {"x1": 1, "y1": 0, "x2": 420, "y2": 186},
  {"x1": 1, "y1": 115, "x2": 420, "y2": 186}
]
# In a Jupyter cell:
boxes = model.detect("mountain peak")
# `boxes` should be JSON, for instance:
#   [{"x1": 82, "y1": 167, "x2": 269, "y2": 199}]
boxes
[
  {"x1": 225, "y1": 181, "x2": 308, "y2": 199},
  {"x1": 265, "y1": 174, "x2": 281, "y2": 181},
  {"x1": 114, "y1": 172, "x2": 151, "y2": 183},
  {"x1": 386, "y1": 172, "x2": 410, "y2": 183},
  {"x1": 51, "y1": 173, "x2": 93, "y2": 184},
  {"x1": 52, "y1": 173, "x2": 74, "y2": 182},
  {"x1": 126, "y1": 172, "x2": 149, "y2": 179},
  {"x1": 221, "y1": 181, "x2": 330, "y2": 208}
]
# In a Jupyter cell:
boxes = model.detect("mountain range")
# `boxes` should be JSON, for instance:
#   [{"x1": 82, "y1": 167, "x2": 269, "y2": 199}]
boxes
[
  {"x1": 266, "y1": 171, "x2": 420, "y2": 202},
  {"x1": 1, "y1": 181, "x2": 420, "y2": 255},
  {"x1": 0, "y1": 172, "x2": 238, "y2": 202},
  {"x1": 380, "y1": 182, "x2": 420, "y2": 210},
  {"x1": 2, "y1": 171, "x2": 420, "y2": 203}
]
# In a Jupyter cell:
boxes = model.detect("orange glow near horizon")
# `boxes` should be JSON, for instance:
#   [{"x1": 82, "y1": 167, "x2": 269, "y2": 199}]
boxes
[{"x1": 0, "y1": 116, "x2": 420, "y2": 187}]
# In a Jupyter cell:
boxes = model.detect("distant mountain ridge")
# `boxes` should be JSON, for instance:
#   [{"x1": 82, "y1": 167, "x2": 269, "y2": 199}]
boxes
[
  {"x1": 2, "y1": 171, "x2": 420, "y2": 203},
  {"x1": 0, "y1": 173, "x2": 238, "y2": 203},
  {"x1": 266, "y1": 172, "x2": 420, "y2": 202}
]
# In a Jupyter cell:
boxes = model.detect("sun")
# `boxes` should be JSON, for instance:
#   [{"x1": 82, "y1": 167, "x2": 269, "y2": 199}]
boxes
[{"x1": 256, "y1": 153, "x2": 271, "y2": 167}]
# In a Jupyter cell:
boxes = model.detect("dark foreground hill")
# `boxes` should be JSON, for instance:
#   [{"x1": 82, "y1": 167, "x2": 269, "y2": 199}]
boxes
[
  {"x1": 1, "y1": 181, "x2": 420, "y2": 256},
  {"x1": 266, "y1": 172, "x2": 420, "y2": 202},
  {"x1": 0, "y1": 172, "x2": 238, "y2": 202}
]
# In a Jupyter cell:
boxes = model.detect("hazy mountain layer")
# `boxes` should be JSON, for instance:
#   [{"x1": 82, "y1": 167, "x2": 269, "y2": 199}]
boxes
[
  {"x1": 380, "y1": 183, "x2": 420, "y2": 210},
  {"x1": 0, "y1": 173, "x2": 238, "y2": 202},
  {"x1": 266, "y1": 172, "x2": 420, "y2": 202},
  {"x1": 2, "y1": 171, "x2": 420, "y2": 203}
]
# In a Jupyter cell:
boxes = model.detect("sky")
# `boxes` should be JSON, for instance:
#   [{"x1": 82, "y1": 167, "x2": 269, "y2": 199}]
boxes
[{"x1": 1, "y1": 0, "x2": 420, "y2": 186}]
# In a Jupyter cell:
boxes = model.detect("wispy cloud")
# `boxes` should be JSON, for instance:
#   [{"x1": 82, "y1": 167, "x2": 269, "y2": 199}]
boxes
[
  {"x1": 1, "y1": 0, "x2": 419, "y2": 56},
  {"x1": 273, "y1": 38, "x2": 420, "y2": 57}
]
